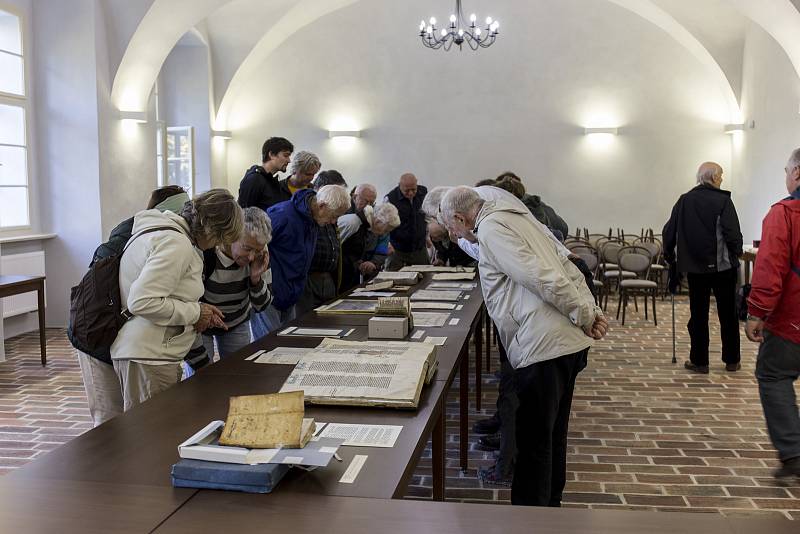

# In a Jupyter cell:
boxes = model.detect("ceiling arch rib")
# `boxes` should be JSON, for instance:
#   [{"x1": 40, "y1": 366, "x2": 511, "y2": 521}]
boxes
[
  {"x1": 213, "y1": 0, "x2": 359, "y2": 130},
  {"x1": 726, "y1": 0, "x2": 800, "y2": 81},
  {"x1": 215, "y1": 0, "x2": 743, "y2": 127},
  {"x1": 607, "y1": 0, "x2": 742, "y2": 122},
  {"x1": 111, "y1": 0, "x2": 234, "y2": 112}
]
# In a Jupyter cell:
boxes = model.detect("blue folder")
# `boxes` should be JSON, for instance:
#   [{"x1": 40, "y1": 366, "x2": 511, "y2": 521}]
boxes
[{"x1": 170, "y1": 459, "x2": 290, "y2": 494}]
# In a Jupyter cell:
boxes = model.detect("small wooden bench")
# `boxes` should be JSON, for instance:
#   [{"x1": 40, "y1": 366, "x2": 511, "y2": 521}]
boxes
[{"x1": 0, "y1": 275, "x2": 46, "y2": 366}]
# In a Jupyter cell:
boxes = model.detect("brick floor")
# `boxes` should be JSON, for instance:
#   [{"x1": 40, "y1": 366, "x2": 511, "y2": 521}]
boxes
[{"x1": 0, "y1": 295, "x2": 798, "y2": 519}]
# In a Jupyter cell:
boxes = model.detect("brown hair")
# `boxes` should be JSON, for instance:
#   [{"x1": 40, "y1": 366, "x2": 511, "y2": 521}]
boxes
[
  {"x1": 494, "y1": 176, "x2": 526, "y2": 199},
  {"x1": 181, "y1": 189, "x2": 243, "y2": 246},
  {"x1": 496, "y1": 171, "x2": 523, "y2": 182},
  {"x1": 146, "y1": 185, "x2": 186, "y2": 209}
]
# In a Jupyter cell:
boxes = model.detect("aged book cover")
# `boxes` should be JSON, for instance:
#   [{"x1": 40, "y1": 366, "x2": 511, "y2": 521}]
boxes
[{"x1": 218, "y1": 391, "x2": 314, "y2": 449}]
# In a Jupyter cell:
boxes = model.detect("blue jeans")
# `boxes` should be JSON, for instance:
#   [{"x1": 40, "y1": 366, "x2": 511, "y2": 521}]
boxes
[
  {"x1": 251, "y1": 304, "x2": 296, "y2": 340},
  {"x1": 202, "y1": 320, "x2": 252, "y2": 360}
]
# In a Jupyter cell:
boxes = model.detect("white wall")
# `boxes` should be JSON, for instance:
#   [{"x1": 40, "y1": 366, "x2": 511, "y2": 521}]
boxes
[
  {"x1": 161, "y1": 42, "x2": 212, "y2": 194},
  {"x1": 225, "y1": 0, "x2": 733, "y2": 234},
  {"x1": 735, "y1": 22, "x2": 800, "y2": 243},
  {"x1": 33, "y1": 0, "x2": 104, "y2": 326}
]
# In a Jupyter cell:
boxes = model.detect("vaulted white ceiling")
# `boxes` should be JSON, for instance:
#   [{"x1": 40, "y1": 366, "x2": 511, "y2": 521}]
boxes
[{"x1": 108, "y1": 0, "x2": 800, "y2": 127}]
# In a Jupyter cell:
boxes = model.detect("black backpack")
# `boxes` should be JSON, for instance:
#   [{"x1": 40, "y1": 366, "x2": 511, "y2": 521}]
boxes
[{"x1": 67, "y1": 226, "x2": 178, "y2": 361}]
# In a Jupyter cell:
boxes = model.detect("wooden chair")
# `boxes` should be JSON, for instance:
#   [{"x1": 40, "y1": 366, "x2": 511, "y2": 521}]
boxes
[{"x1": 615, "y1": 246, "x2": 658, "y2": 326}]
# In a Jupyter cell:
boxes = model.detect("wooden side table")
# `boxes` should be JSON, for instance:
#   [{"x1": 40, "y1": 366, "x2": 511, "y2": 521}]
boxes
[{"x1": 0, "y1": 275, "x2": 46, "y2": 366}]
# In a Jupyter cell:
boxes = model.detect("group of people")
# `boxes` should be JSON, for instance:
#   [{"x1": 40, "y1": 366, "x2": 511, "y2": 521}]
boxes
[{"x1": 71, "y1": 131, "x2": 800, "y2": 508}]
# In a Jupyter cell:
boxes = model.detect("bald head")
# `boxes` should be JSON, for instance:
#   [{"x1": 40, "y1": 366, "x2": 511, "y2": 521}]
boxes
[
  {"x1": 697, "y1": 162, "x2": 724, "y2": 188},
  {"x1": 352, "y1": 183, "x2": 377, "y2": 211},
  {"x1": 399, "y1": 173, "x2": 418, "y2": 200}
]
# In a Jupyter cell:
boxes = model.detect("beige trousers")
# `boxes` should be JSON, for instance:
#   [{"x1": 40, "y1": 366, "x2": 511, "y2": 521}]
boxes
[
  {"x1": 77, "y1": 351, "x2": 124, "y2": 427},
  {"x1": 112, "y1": 360, "x2": 182, "y2": 411}
]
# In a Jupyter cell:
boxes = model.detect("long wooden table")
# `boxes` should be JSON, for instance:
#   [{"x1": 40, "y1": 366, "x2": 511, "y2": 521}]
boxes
[
  {"x1": 0, "y1": 274, "x2": 46, "y2": 365},
  {"x1": 9, "y1": 273, "x2": 485, "y2": 503}
]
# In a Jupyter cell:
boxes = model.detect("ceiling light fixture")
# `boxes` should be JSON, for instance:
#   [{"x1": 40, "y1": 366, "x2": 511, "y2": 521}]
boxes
[{"x1": 419, "y1": 0, "x2": 499, "y2": 51}]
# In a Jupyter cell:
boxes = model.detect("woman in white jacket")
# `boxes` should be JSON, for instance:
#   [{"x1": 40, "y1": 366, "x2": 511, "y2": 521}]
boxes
[{"x1": 111, "y1": 189, "x2": 243, "y2": 410}]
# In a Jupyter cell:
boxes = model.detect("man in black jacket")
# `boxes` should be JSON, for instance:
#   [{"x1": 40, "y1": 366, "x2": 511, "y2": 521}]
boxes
[
  {"x1": 384, "y1": 173, "x2": 429, "y2": 270},
  {"x1": 663, "y1": 162, "x2": 744, "y2": 374},
  {"x1": 237, "y1": 137, "x2": 293, "y2": 211}
]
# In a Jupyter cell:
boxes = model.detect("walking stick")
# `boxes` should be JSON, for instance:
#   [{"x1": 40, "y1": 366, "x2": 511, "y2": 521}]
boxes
[{"x1": 671, "y1": 292, "x2": 677, "y2": 364}]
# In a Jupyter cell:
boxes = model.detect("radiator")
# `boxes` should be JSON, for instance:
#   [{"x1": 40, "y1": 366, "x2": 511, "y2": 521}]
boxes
[{"x1": 1, "y1": 251, "x2": 46, "y2": 318}]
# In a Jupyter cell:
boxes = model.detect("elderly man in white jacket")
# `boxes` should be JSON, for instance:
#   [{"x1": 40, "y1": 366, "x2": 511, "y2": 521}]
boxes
[{"x1": 441, "y1": 186, "x2": 608, "y2": 507}]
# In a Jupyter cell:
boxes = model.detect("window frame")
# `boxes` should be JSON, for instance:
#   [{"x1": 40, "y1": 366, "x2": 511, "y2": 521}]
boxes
[
  {"x1": 0, "y1": 5, "x2": 33, "y2": 234},
  {"x1": 166, "y1": 125, "x2": 195, "y2": 197}
]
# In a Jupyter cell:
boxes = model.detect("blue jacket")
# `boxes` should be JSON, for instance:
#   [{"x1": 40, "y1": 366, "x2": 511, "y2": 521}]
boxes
[{"x1": 266, "y1": 189, "x2": 319, "y2": 310}]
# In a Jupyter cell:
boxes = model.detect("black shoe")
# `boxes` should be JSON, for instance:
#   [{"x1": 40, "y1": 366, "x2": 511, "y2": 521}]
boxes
[
  {"x1": 725, "y1": 362, "x2": 741, "y2": 372},
  {"x1": 472, "y1": 415, "x2": 500, "y2": 435},
  {"x1": 477, "y1": 434, "x2": 501, "y2": 451},
  {"x1": 684, "y1": 361, "x2": 709, "y2": 374},
  {"x1": 478, "y1": 465, "x2": 513, "y2": 487},
  {"x1": 774, "y1": 457, "x2": 800, "y2": 479}
]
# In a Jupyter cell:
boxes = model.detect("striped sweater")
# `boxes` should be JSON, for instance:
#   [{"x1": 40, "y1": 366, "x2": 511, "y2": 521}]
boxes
[{"x1": 201, "y1": 247, "x2": 272, "y2": 336}]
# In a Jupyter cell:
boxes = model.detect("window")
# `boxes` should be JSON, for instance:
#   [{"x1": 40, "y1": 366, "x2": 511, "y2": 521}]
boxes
[
  {"x1": 0, "y1": 9, "x2": 29, "y2": 229},
  {"x1": 165, "y1": 126, "x2": 194, "y2": 196}
]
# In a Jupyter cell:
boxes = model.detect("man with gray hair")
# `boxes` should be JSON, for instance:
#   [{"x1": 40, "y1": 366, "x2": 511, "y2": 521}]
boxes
[
  {"x1": 352, "y1": 183, "x2": 378, "y2": 212},
  {"x1": 663, "y1": 161, "x2": 743, "y2": 374},
  {"x1": 185, "y1": 207, "x2": 273, "y2": 371},
  {"x1": 440, "y1": 186, "x2": 607, "y2": 507},
  {"x1": 746, "y1": 147, "x2": 800, "y2": 479},
  {"x1": 296, "y1": 170, "x2": 349, "y2": 316},
  {"x1": 256, "y1": 186, "x2": 351, "y2": 335}
]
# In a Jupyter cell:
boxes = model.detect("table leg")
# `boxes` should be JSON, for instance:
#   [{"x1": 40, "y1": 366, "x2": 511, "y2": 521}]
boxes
[
  {"x1": 474, "y1": 319, "x2": 482, "y2": 413},
  {"x1": 459, "y1": 345, "x2": 468, "y2": 472},
  {"x1": 37, "y1": 282, "x2": 46, "y2": 366},
  {"x1": 431, "y1": 397, "x2": 445, "y2": 501}
]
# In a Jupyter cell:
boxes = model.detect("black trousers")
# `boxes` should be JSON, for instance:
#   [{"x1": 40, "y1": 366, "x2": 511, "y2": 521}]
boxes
[
  {"x1": 511, "y1": 349, "x2": 587, "y2": 507},
  {"x1": 686, "y1": 268, "x2": 740, "y2": 366},
  {"x1": 495, "y1": 339, "x2": 518, "y2": 478}
]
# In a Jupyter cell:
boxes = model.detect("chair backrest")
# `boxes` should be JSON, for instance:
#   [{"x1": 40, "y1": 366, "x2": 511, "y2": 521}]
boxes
[
  {"x1": 600, "y1": 241, "x2": 624, "y2": 264},
  {"x1": 566, "y1": 238, "x2": 592, "y2": 251},
  {"x1": 618, "y1": 246, "x2": 653, "y2": 277},
  {"x1": 633, "y1": 238, "x2": 662, "y2": 263},
  {"x1": 576, "y1": 252, "x2": 599, "y2": 273}
]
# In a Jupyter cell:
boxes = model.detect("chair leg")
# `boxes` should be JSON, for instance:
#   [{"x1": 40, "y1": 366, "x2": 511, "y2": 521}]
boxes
[
  {"x1": 644, "y1": 293, "x2": 648, "y2": 320},
  {"x1": 652, "y1": 289, "x2": 658, "y2": 326},
  {"x1": 621, "y1": 292, "x2": 628, "y2": 325},
  {"x1": 616, "y1": 287, "x2": 623, "y2": 320},
  {"x1": 633, "y1": 294, "x2": 638, "y2": 312}
]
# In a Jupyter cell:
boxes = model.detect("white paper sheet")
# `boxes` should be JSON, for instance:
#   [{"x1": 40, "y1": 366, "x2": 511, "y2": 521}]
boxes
[
  {"x1": 410, "y1": 301, "x2": 456, "y2": 310},
  {"x1": 254, "y1": 347, "x2": 310, "y2": 365},
  {"x1": 320, "y1": 423, "x2": 403, "y2": 447},
  {"x1": 350, "y1": 291, "x2": 396, "y2": 297},
  {"x1": 412, "y1": 312, "x2": 450, "y2": 327},
  {"x1": 340, "y1": 455, "x2": 368, "y2": 483},
  {"x1": 424, "y1": 336, "x2": 447, "y2": 346}
]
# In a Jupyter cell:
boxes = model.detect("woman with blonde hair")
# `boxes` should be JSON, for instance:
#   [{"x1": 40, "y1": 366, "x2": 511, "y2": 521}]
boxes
[{"x1": 111, "y1": 188, "x2": 243, "y2": 409}]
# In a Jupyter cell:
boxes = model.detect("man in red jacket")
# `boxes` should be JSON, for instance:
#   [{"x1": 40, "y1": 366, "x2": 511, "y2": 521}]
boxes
[{"x1": 746, "y1": 147, "x2": 800, "y2": 479}]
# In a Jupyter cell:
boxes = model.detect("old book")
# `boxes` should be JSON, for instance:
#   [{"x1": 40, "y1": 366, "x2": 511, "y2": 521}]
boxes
[
  {"x1": 315, "y1": 298, "x2": 379, "y2": 314},
  {"x1": 280, "y1": 339, "x2": 436, "y2": 409},
  {"x1": 431, "y1": 272, "x2": 477, "y2": 281},
  {"x1": 373, "y1": 271, "x2": 421, "y2": 285},
  {"x1": 218, "y1": 391, "x2": 314, "y2": 449},
  {"x1": 365, "y1": 280, "x2": 394, "y2": 291},
  {"x1": 400, "y1": 265, "x2": 475, "y2": 273}
]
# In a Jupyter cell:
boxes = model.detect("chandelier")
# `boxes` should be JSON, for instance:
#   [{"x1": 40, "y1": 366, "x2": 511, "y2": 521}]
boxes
[{"x1": 418, "y1": 0, "x2": 500, "y2": 51}]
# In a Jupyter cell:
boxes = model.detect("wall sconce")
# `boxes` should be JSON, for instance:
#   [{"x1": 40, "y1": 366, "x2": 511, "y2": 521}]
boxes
[
  {"x1": 118, "y1": 110, "x2": 147, "y2": 124},
  {"x1": 724, "y1": 123, "x2": 744, "y2": 134},
  {"x1": 583, "y1": 127, "x2": 619, "y2": 136},
  {"x1": 212, "y1": 130, "x2": 232, "y2": 140},
  {"x1": 328, "y1": 130, "x2": 362, "y2": 139}
]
